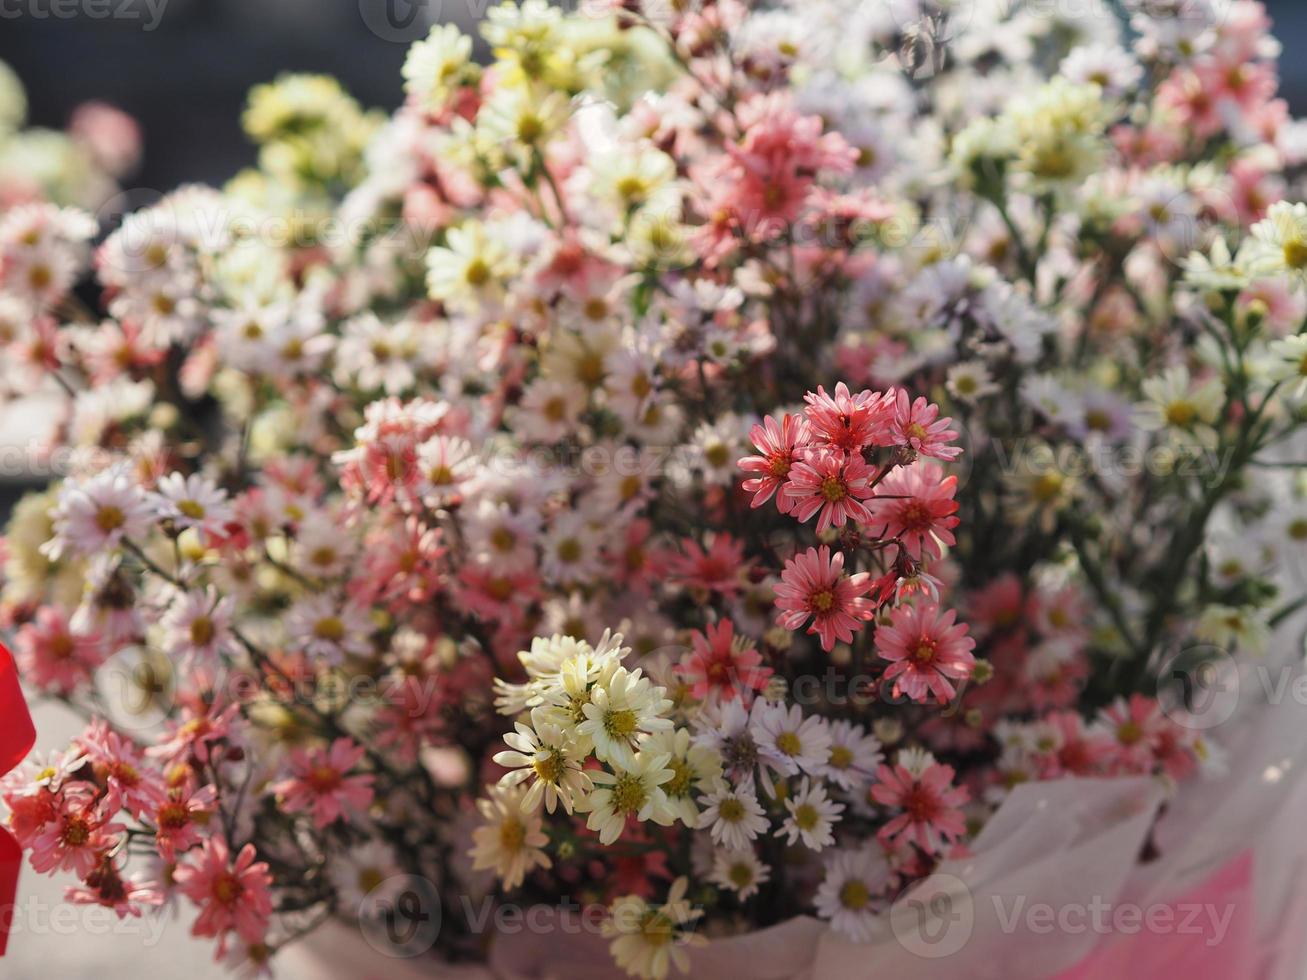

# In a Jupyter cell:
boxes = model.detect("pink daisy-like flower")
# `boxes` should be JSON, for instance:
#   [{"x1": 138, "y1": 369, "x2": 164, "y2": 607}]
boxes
[
  {"x1": 802, "y1": 382, "x2": 892, "y2": 452},
  {"x1": 876, "y1": 602, "x2": 976, "y2": 704},
  {"x1": 782, "y1": 450, "x2": 875, "y2": 532},
  {"x1": 738, "y1": 413, "x2": 811, "y2": 511},
  {"x1": 887, "y1": 389, "x2": 962, "y2": 461},
  {"x1": 774, "y1": 546, "x2": 875, "y2": 652},
  {"x1": 66, "y1": 855, "x2": 164, "y2": 918},
  {"x1": 27, "y1": 787, "x2": 124, "y2": 878},
  {"x1": 669, "y1": 534, "x2": 750, "y2": 597},
  {"x1": 871, "y1": 757, "x2": 969, "y2": 853},
  {"x1": 273, "y1": 737, "x2": 375, "y2": 828},
  {"x1": 864, "y1": 462, "x2": 960, "y2": 561},
  {"x1": 677, "y1": 618, "x2": 772, "y2": 704},
  {"x1": 77, "y1": 719, "x2": 167, "y2": 819},
  {"x1": 174, "y1": 836, "x2": 274, "y2": 947},
  {"x1": 1096, "y1": 694, "x2": 1169, "y2": 774},
  {"x1": 153, "y1": 784, "x2": 219, "y2": 862},
  {"x1": 14, "y1": 606, "x2": 105, "y2": 696}
]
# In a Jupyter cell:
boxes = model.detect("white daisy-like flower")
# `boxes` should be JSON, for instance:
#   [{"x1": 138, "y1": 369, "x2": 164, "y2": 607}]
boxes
[
  {"x1": 813, "y1": 848, "x2": 892, "y2": 943},
  {"x1": 778, "y1": 777, "x2": 843, "y2": 851},
  {"x1": 416, "y1": 435, "x2": 477, "y2": 506},
  {"x1": 1194, "y1": 604, "x2": 1270, "y2": 656},
  {"x1": 1136, "y1": 366, "x2": 1225, "y2": 449},
  {"x1": 1264, "y1": 334, "x2": 1307, "y2": 396},
  {"x1": 492, "y1": 711, "x2": 593, "y2": 815},
  {"x1": 285, "y1": 594, "x2": 373, "y2": 664},
  {"x1": 578, "y1": 664, "x2": 674, "y2": 770},
  {"x1": 945, "y1": 361, "x2": 1000, "y2": 403},
  {"x1": 539, "y1": 512, "x2": 605, "y2": 585},
  {"x1": 469, "y1": 783, "x2": 552, "y2": 890},
  {"x1": 152, "y1": 472, "x2": 234, "y2": 539},
  {"x1": 1248, "y1": 201, "x2": 1307, "y2": 286},
  {"x1": 335, "y1": 313, "x2": 421, "y2": 395},
  {"x1": 698, "y1": 783, "x2": 768, "y2": 850},
  {"x1": 402, "y1": 23, "x2": 473, "y2": 109},
  {"x1": 1059, "y1": 44, "x2": 1142, "y2": 98},
  {"x1": 327, "y1": 840, "x2": 406, "y2": 912},
  {"x1": 642, "y1": 727, "x2": 723, "y2": 827},
  {"x1": 585, "y1": 751, "x2": 677, "y2": 845},
  {"x1": 426, "y1": 220, "x2": 518, "y2": 312},
  {"x1": 159, "y1": 585, "x2": 233, "y2": 665},
  {"x1": 293, "y1": 513, "x2": 358, "y2": 580},
  {"x1": 45, "y1": 466, "x2": 155, "y2": 560},
  {"x1": 692, "y1": 697, "x2": 784, "y2": 786},
  {"x1": 602, "y1": 877, "x2": 705, "y2": 980},
  {"x1": 708, "y1": 847, "x2": 771, "y2": 901},
  {"x1": 464, "y1": 500, "x2": 541, "y2": 568},
  {"x1": 821, "y1": 721, "x2": 883, "y2": 792},
  {"x1": 513, "y1": 377, "x2": 588, "y2": 444},
  {"x1": 749, "y1": 700, "x2": 832, "y2": 780},
  {"x1": 1183, "y1": 236, "x2": 1250, "y2": 291}
]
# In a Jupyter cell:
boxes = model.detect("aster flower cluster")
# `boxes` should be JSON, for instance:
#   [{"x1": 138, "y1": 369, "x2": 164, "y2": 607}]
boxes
[{"x1": 0, "y1": 0, "x2": 1304, "y2": 977}]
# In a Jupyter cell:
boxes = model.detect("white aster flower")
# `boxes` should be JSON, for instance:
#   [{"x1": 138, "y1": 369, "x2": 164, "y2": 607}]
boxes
[
  {"x1": 813, "y1": 848, "x2": 892, "y2": 943},
  {"x1": 492, "y1": 711, "x2": 592, "y2": 815},
  {"x1": 822, "y1": 720, "x2": 883, "y2": 791},
  {"x1": 469, "y1": 782, "x2": 552, "y2": 890},
  {"x1": 778, "y1": 777, "x2": 843, "y2": 851},
  {"x1": 402, "y1": 24, "x2": 473, "y2": 109},
  {"x1": 749, "y1": 700, "x2": 832, "y2": 781},
  {"x1": 699, "y1": 782, "x2": 768, "y2": 850},
  {"x1": 642, "y1": 727, "x2": 723, "y2": 827},
  {"x1": 45, "y1": 466, "x2": 154, "y2": 560},
  {"x1": 602, "y1": 877, "x2": 705, "y2": 980},
  {"x1": 152, "y1": 472, "x2": 234, "y2": 539},
  {"x1": 585, "y1": 751, "x2": 677, "y2": 845},
  {"x1": 578, "y1": 664, "x2": 674, "y2": 770},
  {"x1": 708, "y1": 847, "x2": 770, "y2": 901}
]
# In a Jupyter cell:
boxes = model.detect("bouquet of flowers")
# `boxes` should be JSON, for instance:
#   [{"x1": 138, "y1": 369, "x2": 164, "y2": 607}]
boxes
[{"x1": 0, "y1": 0, "x2": 1306, "y2": 976}]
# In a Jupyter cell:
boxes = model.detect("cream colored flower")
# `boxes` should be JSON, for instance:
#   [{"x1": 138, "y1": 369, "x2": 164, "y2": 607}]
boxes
[
  {"x1": 402, "y1": 24, "x2": 473, "y2": 109},
  {"x1": 469, "y1": 783, "x2": 552, "y2": 890},
  {"x1": 602, "y1": 877, "x2": 705, "y2": 980}
]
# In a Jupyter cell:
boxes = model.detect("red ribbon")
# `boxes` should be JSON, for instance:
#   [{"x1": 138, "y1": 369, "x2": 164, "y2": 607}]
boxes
[{"x1": 0, "y1": 643, "x2": 35, "y2": 957}]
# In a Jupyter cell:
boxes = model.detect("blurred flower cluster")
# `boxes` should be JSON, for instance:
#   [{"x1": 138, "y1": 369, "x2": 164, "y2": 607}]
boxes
[{"x1": 0, "y1": 0, "x2": 1305, "y2": 976}]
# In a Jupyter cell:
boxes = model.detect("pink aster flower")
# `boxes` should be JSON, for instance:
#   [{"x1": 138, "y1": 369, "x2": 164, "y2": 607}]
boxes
[
  {"x1": 871, "y1": 756, "x2": 969, "y2": 853},
  {"x1": 77, "y1": 719, "x2": 168, "y2": 819},
  {"x1": 66, "y1": 855, "x2": 164, "y2": 918},
  {"x1": 28, "y1": 787, "x2": 125, "y2": 878},
  {"x1": 774, "y1": 546, "x2": 875, "y2": 652},
  {"x1": 274, "y1": 737, "x2": 375, "y2": 828},
  {"x1": 14, "y1": 606, "x2": 105, "y2": 696},
  {"x1": 738, "y1": 413, "x2": 811, "y2": 511},
  {"x1": 174, "y1": 836, "x2": 273, "y2": 947},
  {"x1": 677, "y1": 618, "x2": 772, "y2": 704},
  {"x1": 782, "y1": 450, "x2": 875, "y2": 532},
  {"x1": 802, "y1": 382, "x2": 892, "y2": 453},
  {"x1": 669, "y1": 534, "x2": 750, "y2": 597},
  {"x1": 864, "y1": 461, "x2": 960, "y2": 561},
  {"x1": 153, "y1": 784, "x2": 219, "y2": 862},
  {"x1": 1096, "y1": 694, "x2": 1170, "y2": 775},
  {"x1": 887, "y1": 389, "x2": 961, "y2": 461},
  {"x1": 877, "y1": 602, "x2": 976, "y2": 704}
]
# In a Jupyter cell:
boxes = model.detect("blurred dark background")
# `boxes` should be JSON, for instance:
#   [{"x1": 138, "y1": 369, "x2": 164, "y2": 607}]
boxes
[
  {"x1": 0, "y1": 0, "x2": 481, "y2": 191},
  {"x1": 1, "y1": 0, "x2": 1306, "y2": 194}
]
